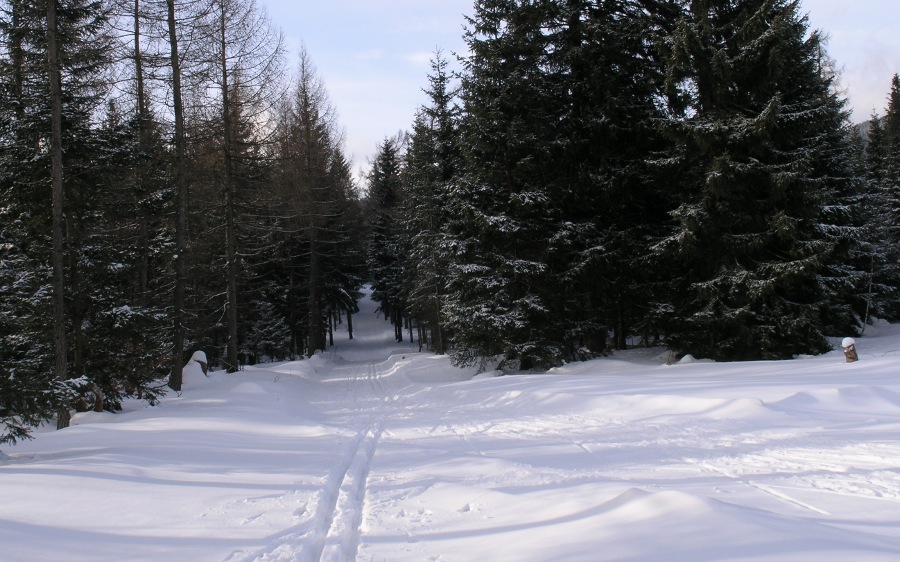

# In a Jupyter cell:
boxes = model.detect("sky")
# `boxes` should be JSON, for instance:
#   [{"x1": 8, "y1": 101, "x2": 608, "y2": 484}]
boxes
[{"x1": 262, "y1": 0, "x2": 900, "y2": 181}]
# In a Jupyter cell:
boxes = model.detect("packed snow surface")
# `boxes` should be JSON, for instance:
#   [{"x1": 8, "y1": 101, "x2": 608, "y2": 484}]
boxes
[{"x1": 3, "y1": 288, "x2": 900, "y2": 561}]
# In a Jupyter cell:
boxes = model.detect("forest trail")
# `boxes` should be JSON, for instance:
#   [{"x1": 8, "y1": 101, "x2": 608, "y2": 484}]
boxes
[
  {"x1": 243, "y1": 286, "x2": 416, "y2": 562},
  {"x1": 5, "y1": 290, "x2": 900, "y2": 562}
]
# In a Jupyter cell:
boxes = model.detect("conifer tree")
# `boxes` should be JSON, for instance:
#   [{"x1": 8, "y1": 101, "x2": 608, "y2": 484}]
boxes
[
  {"x1": 445, "y1": 0, "x2": 568, "y2": 370},
  {"x1": 164, "y1": 0, "x2": 189, "y2": 390},
  {"x1": 865, "y1": 75, "x2": 900, "y2": 320},
  {"x1": 367, "y1": 136, "x2": 408, "y2": 342},
  {"x1": 0, "y1": 1, "x2": 64, "y2": 440},
  {"x1": 208, "y1": 0, "x2": 285, "y2": 371},
  {"x1": 0, "y1": 0, "x2": 133, "y2": 434},
  {"x1": 547, "y1": 0, "x2": 676, "y2": 353},
  {"x1": 267, "y1": 48, "x2": 360, "y2": 357},
  {"x1": 74, "y1": 104, "x2": 171, "y2": 409},
  {"x1": 402, "y1": 51, "x2": 461, "y2": 354},
  {"x1": 658, "y1": 0, "x2": 861, "y2": 360},
  {"x1": 443, "y1": 0, "x2": 671, "y2": 369}
]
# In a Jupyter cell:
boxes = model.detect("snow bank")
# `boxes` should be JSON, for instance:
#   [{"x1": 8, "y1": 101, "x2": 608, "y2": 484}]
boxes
[{"x1": 2, "y1": 290, "x2": 900, "y2": 561}]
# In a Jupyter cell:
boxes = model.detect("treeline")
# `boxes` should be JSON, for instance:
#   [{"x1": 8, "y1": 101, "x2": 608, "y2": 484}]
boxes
[
  {"x1": 0, "y1": 0, "x2": 365, "y2": 443},
  {"x1": 2, "y1": 0, "x2": 899, "y2": 445},
  {"x1": 367, "y1": 0, "x2": 899, "y2": 371}
]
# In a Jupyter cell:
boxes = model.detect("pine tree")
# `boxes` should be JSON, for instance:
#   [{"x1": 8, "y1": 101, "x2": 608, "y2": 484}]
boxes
[
  {"x1": 0, "y1": 0, "x2": 135, "y2": 433},
  {"x1": 402, "y1": 51, "x2": 461, "y2": 354},
  {"x1": 865, "y1": 75, "x2": 900, "y2": 320},
  {"x1": 657, "y1": 0, "x2": 860, "y2": 360},
  {"x1": 443, "y1": 0, "x2": 672, "y2": 370},
  {"x1": 367, "y1": 136, "x2": 408, "y2": 343}
]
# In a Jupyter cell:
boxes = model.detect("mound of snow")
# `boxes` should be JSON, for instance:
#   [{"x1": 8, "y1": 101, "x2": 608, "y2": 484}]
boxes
[
  {"x1": 231, "y1": 381, "x2": 268, "y2": 395},
  {"x1": 772, "y1": 385, "x2": 900, "y2": 418}
]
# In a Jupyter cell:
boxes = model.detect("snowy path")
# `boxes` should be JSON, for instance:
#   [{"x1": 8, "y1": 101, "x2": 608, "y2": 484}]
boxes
[
  {"x1": 230, "y1": 289, "x2": 418, "y2": 562},
  {"x1": 2, "y1": 287, "x2": 900, "y2": 561}
]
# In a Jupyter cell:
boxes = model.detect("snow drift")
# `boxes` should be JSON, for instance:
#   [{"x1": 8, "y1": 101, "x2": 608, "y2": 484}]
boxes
[{"x1": 2, "y1": 288, "x2": 900, "y2": 561}]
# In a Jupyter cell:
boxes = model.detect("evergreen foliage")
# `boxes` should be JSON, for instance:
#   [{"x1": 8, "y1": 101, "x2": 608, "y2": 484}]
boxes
[
  {"x1": 265, "y1": 48, "x2": 363, "y2": 358},
  {"x1": 366, "y1": 136, "x2": 408, "y2": 342},
  {"x1": 865, "y1": 75, "x2": 900, "y2": 320},
  {"x1": 440, "y1": 0, "x2": 675, "y2": 370},
  {"x1": 401, "y1": 51, "x2": 461, "y2": 354},
  {"x1": 0, "y1": 1, "x2": 363, "y2": 441},
  {"x1": 1, "y1": 0, "x2": 895, "y2": 443},
  {"x1": 655, "y1": 0, "x2": 862, "y2": 360},
  {"x1": 0, "y1": 0, "x2": 166, "y2": 440}
]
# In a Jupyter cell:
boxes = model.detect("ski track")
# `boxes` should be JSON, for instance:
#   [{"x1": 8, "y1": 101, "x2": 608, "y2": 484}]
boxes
[
  {"x1": 688, "y1": 441, "x2": 900, "y2": 523},
  {"x1": 697, "y1": 460, "x2": 832, "y2": 516},
  {"x1": 229, "y1": 422, "x2": 381, "y2": 562},
  {"x1": 304, "y1": 359, "x2": 391, "y2": 562},
  {"x1": 311, "y1": 422, "x2": 382, "y2": 562},
  {"x1": 232, "y1": 348, "x2": 399, "y2": 562}
]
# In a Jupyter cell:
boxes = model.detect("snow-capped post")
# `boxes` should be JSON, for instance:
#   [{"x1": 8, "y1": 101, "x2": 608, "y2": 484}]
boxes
[
  {"x1": 841, "y1": 337, "x2": 858, "y2": 363},
  {"x1": 191, "y1": 350, "x2": 209, "y2": 375}
]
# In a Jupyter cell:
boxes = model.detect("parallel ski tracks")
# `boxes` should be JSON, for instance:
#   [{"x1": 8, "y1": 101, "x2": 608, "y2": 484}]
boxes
[
  {"x1": 233, "y1": 357, "x2": 397, "y2": 562},
  {"x1": 310, "y1": 421, "x2": 383, "y2": 562}
]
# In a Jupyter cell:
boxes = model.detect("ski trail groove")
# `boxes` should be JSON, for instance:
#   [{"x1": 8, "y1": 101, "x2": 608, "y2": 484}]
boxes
[
  {"x1": 304, "y1": 422, "x2": 382, "y2": 562},
  {"x1": 698, "y1": 461, "x2": 831, "y2": 516}
]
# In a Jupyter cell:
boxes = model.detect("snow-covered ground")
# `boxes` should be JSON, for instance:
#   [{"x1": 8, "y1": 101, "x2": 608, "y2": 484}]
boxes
[{"x1": 3, "y1": 288, "x2": 900, "y2": 561}]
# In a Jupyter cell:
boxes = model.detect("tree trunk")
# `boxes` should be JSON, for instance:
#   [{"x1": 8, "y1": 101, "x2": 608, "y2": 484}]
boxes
[
  {"x1": 166, "y1": 0, "x2": 187, "y2": 391},
  {"x1": 219, "y1": 2, "x2": 239, "y2": 372},
  {"x1": 393, "y1": 309, "x2": 402, "y2": 342},
  {"x1": 47, "y1": 0, "x2": 70, "y2": 430},
  {"x1": 328, "y1": 308, "x2": 334, "y2": 347},
  {"x1": 10, "y1": 1, "x2": 25, "y2": 122},
  {"x1": 347, "y1": 307, "x2": 353, "y2": 340},
  {"x1": 133, "y1": 0, "x2": 150, "y2": 303},
  {"x1": 407, "y1": 315, "x2": 413, "y2": 345},
  {"x1": 615, "y1": 304, "x2": 627, "y2": 350},
  {"x1": 307, "y1": 234, "x2": 325, "y2": 355}
]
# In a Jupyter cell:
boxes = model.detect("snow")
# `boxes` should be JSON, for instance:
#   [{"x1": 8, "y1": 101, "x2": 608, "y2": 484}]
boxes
[
  {"x1": 2, "y1": 288, "x2": 900, "y2": 561},
  {"x1": 191, "y1": 349, "x2": 209, "y2": 365}
]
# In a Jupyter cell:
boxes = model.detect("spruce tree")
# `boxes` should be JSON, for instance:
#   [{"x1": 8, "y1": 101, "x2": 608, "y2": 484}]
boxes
[
  {"x1": 445, "y1": 0, "x2": 568, "y2": 370},
  {"x1": 443, "y1": 0, "x2": 671, "y2": 369},
  {"x1": 546, "y1": 0, "x2": 676, "y2": 353},
  {"x1": 865, "y1": 76, "x2": 900, "y2": 320},
  {"x1": 367, "y1": 136, "x2": 408, "y2": 342},
  {"x1": 402, "y1": 51, "x2": 461, "y2": 354},
  {"x1": 0, "y1": 0, "x2": 136, "y2": 435},
  {"x1": 74, "y1": 105, "x2": 171, "y2": 409},
  {"x1": 658, "y1": 0, "x2": 860, "y2": 360},
  {"x1": 0, "y1": 1, "x2": 64, "y2": 440}
]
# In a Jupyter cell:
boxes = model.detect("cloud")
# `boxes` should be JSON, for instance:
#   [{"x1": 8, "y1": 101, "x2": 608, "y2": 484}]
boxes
[
  {"x1": 404, "y1": 51, "x2": 434, "y2": 68},
  {"x1": 355, "y1": 49, "x2": 386, "y2": 62}
]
